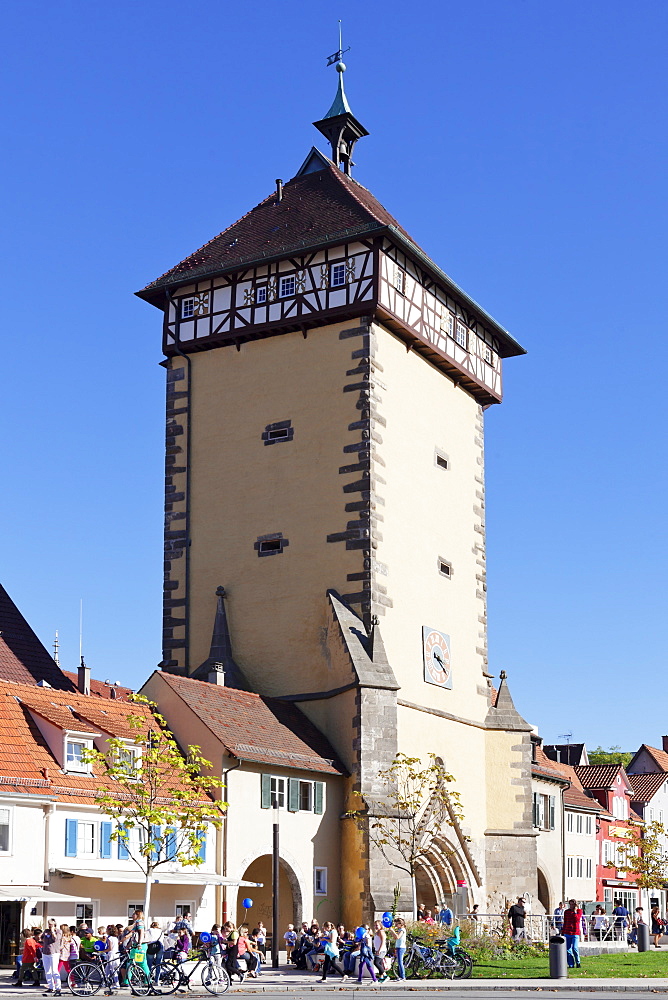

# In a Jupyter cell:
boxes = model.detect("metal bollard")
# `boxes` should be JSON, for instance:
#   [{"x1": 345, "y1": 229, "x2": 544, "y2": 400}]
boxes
[
  {"x1": 549, "y1": 935, "x2": 568, "y2": 979},
  {"x1": 638, "y1": 923, "x2": 650, "y2": 952}
]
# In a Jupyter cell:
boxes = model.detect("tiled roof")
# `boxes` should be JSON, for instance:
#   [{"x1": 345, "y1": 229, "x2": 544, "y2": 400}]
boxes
[
  {"x1": 157, "y1": 672, "x2": 345, "y2": 776},
  {"x1": 574, "y1": 764, "x2": 625, "y2": 789},
  {"x1": 628, "y1": 772, "x2": 668, "y2": 802},
  {"x1": 62, "y1": 671, "x2": 134, "y2": 701},
  {"x1": 564, "y1": 784, "x2": 599, "y2": 811},
  {"x1": 0, "y1": 679, "x2": 203, "y2": 805},
  {"x1": 0, "y1": 585, "x2": 74, "y2": 691},
  {"x1": 138, "y1": 161, "x2": 415, "y2": 298},
  {"x1": 639, "y1": 746, "x2": 668, "y2": 772},
  {"x1": 533, "y1": 745, "x2": 570, "y2": 783}
]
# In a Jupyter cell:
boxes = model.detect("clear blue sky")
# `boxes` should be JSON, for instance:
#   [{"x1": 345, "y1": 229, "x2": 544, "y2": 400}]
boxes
[{"x1": 2, "y1": 0, "x2": 666, "y2": 750}]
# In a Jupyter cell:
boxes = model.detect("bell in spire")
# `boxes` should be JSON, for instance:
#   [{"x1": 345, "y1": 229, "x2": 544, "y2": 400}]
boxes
[{"x1": 313, "y1": 57, "x2": 368, "y2": 175}]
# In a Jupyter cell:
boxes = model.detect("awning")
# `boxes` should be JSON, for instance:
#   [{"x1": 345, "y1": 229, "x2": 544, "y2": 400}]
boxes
[
  {"x1": 57, "y1": 869, "x2": 262, "y2": 888},
  {"x1": 0, "y1": 886, "x2": 91, "y2": 902}
]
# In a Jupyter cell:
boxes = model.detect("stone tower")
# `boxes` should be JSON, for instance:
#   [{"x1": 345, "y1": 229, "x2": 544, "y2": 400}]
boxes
[{"x1": 137, "y1": 61, "x2": 536, "y2": 919}]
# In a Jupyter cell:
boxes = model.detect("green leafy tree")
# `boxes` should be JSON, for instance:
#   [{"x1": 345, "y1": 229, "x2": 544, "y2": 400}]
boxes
[
  {"x1": 85, "y1": 696, "x2": 226, "y2": 920},
  {"x1": 588, "y1": 745, "x2": 633, "y2": 767},
  {"x1": 350, "y1": 752, "x2": 464, "y2": 920},
  {"x1": 608, "y1": 820, "x2": 668, "y2": 889}
]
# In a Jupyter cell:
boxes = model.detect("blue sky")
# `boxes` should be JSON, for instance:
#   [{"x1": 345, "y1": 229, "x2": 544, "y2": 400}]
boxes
[{"x1": 2, "y1": 0, "x2": 666, "y2": 750}]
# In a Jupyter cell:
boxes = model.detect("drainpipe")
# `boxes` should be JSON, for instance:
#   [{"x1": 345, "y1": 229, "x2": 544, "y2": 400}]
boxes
[
  {"x1": 220, "y1": 758, "x2": 241, "y2": 922},
  {"x1": 43, "y1": 802, "x2": 56, "y2": 923},
  {"x1": 561, "y1": 789, "x2": 566, "y2": 904},
  {"x1": 165, "y1": 288, "x2": 191, "y2": 672}
]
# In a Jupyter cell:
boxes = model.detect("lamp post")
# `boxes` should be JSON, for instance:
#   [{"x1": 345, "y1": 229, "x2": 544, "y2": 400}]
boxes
[{"x1": 272, "y1": 796, "x2": 280, "y2": 968}]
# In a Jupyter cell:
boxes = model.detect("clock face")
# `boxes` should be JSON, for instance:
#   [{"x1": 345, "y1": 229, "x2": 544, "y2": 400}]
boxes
[{"x1": 422, "y1": 627, "x2": 452, "y2": 689}]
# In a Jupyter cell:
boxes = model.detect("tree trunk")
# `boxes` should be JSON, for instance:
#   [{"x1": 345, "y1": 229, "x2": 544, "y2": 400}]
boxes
[
  {"x1": 143, "y1": 868, "x2": 153, "y2": 924},
  {"x1": 411, "y1": 871, "x2": 417, "y2": 921}
]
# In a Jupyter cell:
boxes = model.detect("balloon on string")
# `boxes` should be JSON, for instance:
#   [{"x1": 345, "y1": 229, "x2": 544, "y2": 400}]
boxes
[
  {"x1": 94, "y1": 940, "x2": 106, "y2": 952},
  {"x1": 382, "y1": 912, "x2": 393, "y2": 928},
  {"x1": 242, "y1": 898, "x2": 253, "y2": 910},
  {"x1": 199, "y1": 931, "x2": 211, "y2": 944},
  {"x1": 355, "y1": 926, "x2": 365, "y2": 941}
]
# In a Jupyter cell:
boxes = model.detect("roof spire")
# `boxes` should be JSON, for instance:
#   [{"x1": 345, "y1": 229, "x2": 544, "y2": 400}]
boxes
[
  {"x1": 313, "y1": 23, "x2": 368, "y2": 175},
  {"x1": 192, "y1": 586, "x2": 248, "y2": 689}
]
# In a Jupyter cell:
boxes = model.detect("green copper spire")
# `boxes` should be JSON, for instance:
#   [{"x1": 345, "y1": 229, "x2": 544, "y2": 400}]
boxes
[{"x1": 313, "y1": 22, "x2": 369, "y2": 175}]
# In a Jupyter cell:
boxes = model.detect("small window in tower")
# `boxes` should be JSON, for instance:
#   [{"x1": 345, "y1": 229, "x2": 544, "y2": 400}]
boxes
[
  {"x1": 394, "y1": 266, "x2": 406, "y2": 295},
  {"x1": 181, "y1": 297, "x2": 195, "y2": 319},
  {"x1": 256, "y1": 286, "x2": 267, "y2": 304},
  {"x1": 280, "y1": 276, "x2": 296, "y2": 298},
  {"x1": 254, "y1": 533, "x2": 289, "y2": 557},
  {"x1": 438, "y1": 558, "x2": 452, "y2": 578},
  {"x1": 455, "y1": 322, "x2": 468, "y2": 350},
  {"x1": 262, "y1": 420, "x2": 294, "y2": 446},
  {"x1": 484, "y1": 345, "x2": 493, "y2": 364},
  {"x1": 330, "y1": 263, "x2": 346, "y2": 288},
  {"x1": 435, "y1": 449, "x2": 449, "y2": 471}
]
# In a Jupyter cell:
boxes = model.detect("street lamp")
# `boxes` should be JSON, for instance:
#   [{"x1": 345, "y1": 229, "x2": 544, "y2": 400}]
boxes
[{"x1": 272, "y1": 795, "x2": 280, "y2": 968}]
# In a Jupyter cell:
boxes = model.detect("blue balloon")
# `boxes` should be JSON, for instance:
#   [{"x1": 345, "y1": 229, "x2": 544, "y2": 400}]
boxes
[
  {"x1": 355, "y1": 926, "x2": 365, "y2": 941},
  {"x1": 242, "y1": 897, "x2": 253, "y2": 909},
  {"x1": 199, "y1": 931, "x2": 211, "y2": 944},
  {"x1": 93, "y1": 940, "x2": 106, "y2": 952},
  {"x1": 382, "y1": 912, "x2": 393, "y2": 928}
]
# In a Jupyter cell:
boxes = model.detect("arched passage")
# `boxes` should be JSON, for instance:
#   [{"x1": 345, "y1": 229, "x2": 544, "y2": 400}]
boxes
[
  {"x1": 236, "y1": 855, "x2": 302, "y2": 935},
  {"x1": 414, "y1": 837, "x2": 473, "y2": 914},
  {"x1": 537, "y1": 868, "x2": 551, "y2": 914}
]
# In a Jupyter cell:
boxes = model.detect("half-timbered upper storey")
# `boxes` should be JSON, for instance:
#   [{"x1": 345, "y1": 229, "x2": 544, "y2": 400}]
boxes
[{"x1": 137, "y1": 148, "x2": 525, "y2": 405}]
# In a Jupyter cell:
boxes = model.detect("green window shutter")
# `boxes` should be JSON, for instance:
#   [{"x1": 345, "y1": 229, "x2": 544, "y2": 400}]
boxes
[
  {"x1": 261, "y1": 774, "x2": 272, "y2": 809},
  {"x1": 549, "y1": 796, "x2": 556, "y2": 831},
  {"x1": 314, "y1": 781, "x2": 324, "y2": 815},
  {"x1": 288, "y1": 778, "x2": 300, "y2": 812},
  {"x1": 532, "y1": 793, "x2": 538, "y2": 828}
]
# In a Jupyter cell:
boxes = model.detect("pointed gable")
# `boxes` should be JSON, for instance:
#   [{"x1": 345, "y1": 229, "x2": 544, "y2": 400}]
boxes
[{"x1": 0, "y1": 584, "x2": 73, "y2": 691}]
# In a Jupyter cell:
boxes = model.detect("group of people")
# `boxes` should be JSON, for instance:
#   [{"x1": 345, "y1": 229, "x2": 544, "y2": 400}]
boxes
[{"x1": 285, "y1": 917, "x2": 408, "y2": 983}]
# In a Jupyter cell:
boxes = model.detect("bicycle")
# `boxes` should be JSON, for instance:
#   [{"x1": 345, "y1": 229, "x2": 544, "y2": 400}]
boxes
[
  {"x1": 403, "y1": 936, "x2": 472, "y2": 980},
  {"x1": 68, "y1": 952, "x2": 150, "y2": 996},
  {"x1": 150, "y1": 948, "x2": 230, "y2": 995}
]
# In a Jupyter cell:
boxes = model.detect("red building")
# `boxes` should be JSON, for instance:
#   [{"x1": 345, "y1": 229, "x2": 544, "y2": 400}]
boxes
[{"x1": 574, "y1": 764, "x2": 641, "y2": 911}]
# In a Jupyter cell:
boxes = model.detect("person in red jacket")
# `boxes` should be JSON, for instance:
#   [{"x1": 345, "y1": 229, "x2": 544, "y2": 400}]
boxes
[
  {"x1": 562, "y1": 899, "x2": 583, "y2": 969},
  {"x1": 18, "y1": 929, "x2": 40, "y2": 987}
]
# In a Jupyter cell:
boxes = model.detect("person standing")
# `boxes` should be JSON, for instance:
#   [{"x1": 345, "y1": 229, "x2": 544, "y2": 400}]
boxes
[
  {"x1": 128, "y1": 910, "x2": 149, "y2": 978},
  {"x1": 356, "y1": 927, "x2": 377, "y2": 984},
  {"x1": 145, "y1": 922, "x2": 164, "y2": 984},
  {"x1": 563, "y1": 900, "x2": 583, "y2": 969},
  {"x1": 507, "y1": 897, "x2": 527, "y2": 941},
  {"x1": 651, "y1": 906, "x2": 663, "y2": 948},
  {"x1": 41, "y1": 918, "x2": 63, "y2": 997},
  {"x1": 389, "y1": 918, "x2": 406, "y2": 981},
  {"x1": 439, "y1": 903, "x2": 454, "y2": 927},
  {"x1": 612, "y1": 899, "x2": 629, "y2": 942},
  {"x1": 553, "y1": 903, "x2": 564, "y2": 934}
]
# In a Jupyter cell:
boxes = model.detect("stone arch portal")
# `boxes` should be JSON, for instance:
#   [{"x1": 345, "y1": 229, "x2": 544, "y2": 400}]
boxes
[
  {"x1": 233, "y1": 855, "x2": 304, "y2": 938},
  {"x1": 414, "y1": 837, "x2": 474, "y2": 914}
]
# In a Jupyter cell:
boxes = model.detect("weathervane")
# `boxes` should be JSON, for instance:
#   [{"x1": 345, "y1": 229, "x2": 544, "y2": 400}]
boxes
[{"x1": 326, "y1": 20, "x2": 350, "y2": 67}]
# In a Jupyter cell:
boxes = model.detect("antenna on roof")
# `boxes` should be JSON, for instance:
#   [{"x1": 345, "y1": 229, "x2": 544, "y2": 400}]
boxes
[{"x1": 53, "y1": 630, "x2": 60, "y2": 666}]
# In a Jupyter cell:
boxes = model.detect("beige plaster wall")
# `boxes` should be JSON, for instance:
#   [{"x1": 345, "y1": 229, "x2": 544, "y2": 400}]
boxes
[
  {"x1": 486, "y1": 731, "x2": 528, "y2": 832},
  {"x1": 187, "y1": 322, "x2": 364, "y2": 691}
]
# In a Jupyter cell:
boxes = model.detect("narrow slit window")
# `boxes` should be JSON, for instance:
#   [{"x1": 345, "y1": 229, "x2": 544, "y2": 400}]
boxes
[
  {"x1": 262, "y1": 420, "x2": 294, "y2": 446},
  {"x1": 255, "y1": 533, "x2": 289, "y2": 557},
  {"x1": 330, "y1": 263, "x2": 346, "y2": 287}
]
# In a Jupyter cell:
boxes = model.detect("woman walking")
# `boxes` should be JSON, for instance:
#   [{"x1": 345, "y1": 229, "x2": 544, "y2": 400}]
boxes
[
  {"x1": 41, "y1": 918, "x2": 63, "y2": 997},
  {"x1": 372, "y1": 920, "x2": 387, "y2": 979},
  {"x1": 316, "y1": 923, "x2": 339, "y2": 983},
  {"x1": 651, "y1": 907, "x2": 663, "y2": 948},
  {"x1": 58, "y1": 926, "x2": 73, "y2": 978},
  {"x1": 390, "y1": 918, "x2": 407, "y2": 980},
  {"x1": 357, "y1": 927, "x2": 377, "y2": 985}
]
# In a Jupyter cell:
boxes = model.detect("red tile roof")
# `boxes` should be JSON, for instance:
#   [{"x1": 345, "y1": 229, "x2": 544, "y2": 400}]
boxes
[
  {"x1": 0, "y1": 679, "x2": 205, "y2": 805},
  {"x1": 532, "y1": 745, "x2": 570, "y2": 783},
  {"x1": 637, "y1": 746, "x2": 668, "y2": 772},
  {"x1": 628, "y1": 772, "x2": 668, "y2": 802},
  {"x1": 0, "y1": 585, "x2": 74, "y2": 691},
  {"x1": 157, "y1": 672, "x2": 345, "y2": 775},
  {"x1": 62, "y1": 671, "x2": 134, "y2": 701},
  {"x1": 574, "y1": 764, "x2": 626, "y2": 789}
]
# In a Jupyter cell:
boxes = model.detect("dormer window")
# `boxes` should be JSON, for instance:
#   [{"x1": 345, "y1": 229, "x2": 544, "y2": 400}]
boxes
[
  {"x1": 117, "y1": 744, "x2": 140, "y2": 778},
  {"x1": 66, "y1": 739, "x2": 91, "y2": 774}
]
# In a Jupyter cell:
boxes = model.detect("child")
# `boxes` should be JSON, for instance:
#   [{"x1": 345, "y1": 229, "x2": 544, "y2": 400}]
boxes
[{"x1": 283, "y1": 924, "x2": 297, "y2": 963}]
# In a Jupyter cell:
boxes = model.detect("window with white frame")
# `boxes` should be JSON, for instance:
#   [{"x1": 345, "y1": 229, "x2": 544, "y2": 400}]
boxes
[
  {"x1": 77, "y1": 821, "x2": 96, "y2": 857},
  {"x1": 256, "y1": 286, "x2": 267, "y2": 304},
  {"x1": 66, "y1": 739, "x2": 91, "y2": 773},
  {"x1": 330, "y1": 263, "x2": 346, "y2": 288},
  {"x1": 181, "y1": 297, "x2": 195, "y2": 319},
  {"x1": 314, "y1": 867, "x2": 327, "y2": 895},
  {"x1": 576, "y1": 814, "x2": 583, "y2": 833},
  {"x1": 566, "y1": 856, "x2": 574, "y2": 877},
  {"x1": 393, "y1": 266, "x2": 405, "y2": 295},
  {"x1": 533, "y1": 792, "x2": 555, "y2": 831},
  {"x1": 586, "y1": 858, "x2": 592, "y2": 878},
  {"x1": 0, "y1": 807, "x2": 11, "y2": 853},
  {"x1": 117, "y1": 745, "x2": 140, "y2": 778},
  {"x1": 567, "y1": 812, "x2": 573, "y2": 832},
  {"x1": 299, "y1": 780, "x2": 313, "y2": 812},
  {"x1": 271, "y1": 776, "x2": 285, "y2": 808},
  {"x1": 455, "y1": 322, "x2": 468, "y2": 349},
  {"x1": 576, "y1": 857, "x2": 583, "y2": 878},
  {"x1": 280, "y1": 276, "x2": 295, "y2": 298},
  {"x1": 586, "y1": 815, "x2": 593, "y2": 835}
]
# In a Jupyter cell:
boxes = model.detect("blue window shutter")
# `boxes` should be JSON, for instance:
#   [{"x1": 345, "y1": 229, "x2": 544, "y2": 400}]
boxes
[
  {"x1": 166, "y1": 827, "x2": 177, "y2": 860},
  {"x1": 100, "y1": 821, "x2": 112, "y2": 859},
  {"x1": 197, "y1": 828, "x2": 206, "y2": 862},
  {"x1": 65, "y1": 819, "x2": 77, "y2": 858},
  {"x1": 117, "y1": 825, "x2": 130, "y2": 860},
  {"x1": 150, "y1": 824, "x2": 161, "y2": 863}
]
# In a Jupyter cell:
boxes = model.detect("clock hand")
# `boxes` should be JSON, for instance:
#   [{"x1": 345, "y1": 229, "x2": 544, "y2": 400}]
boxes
[{"x1": 434, "y1": 653, "x2": 444, "y2": 666}]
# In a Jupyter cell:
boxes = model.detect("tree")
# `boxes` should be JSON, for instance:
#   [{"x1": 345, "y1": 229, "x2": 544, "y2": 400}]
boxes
[
  {"x1": 588, "y1": 746, "x2": 633, "y2": 767},
  {"x1": 608, "y1": 820, "x2": 668, "y2": 890},
  {"x1": 85, "y1": 696, "x2": 226, "y2": 920},
  {"x1": 349, "y1": 753, "x2": 464, "y2": 920}
]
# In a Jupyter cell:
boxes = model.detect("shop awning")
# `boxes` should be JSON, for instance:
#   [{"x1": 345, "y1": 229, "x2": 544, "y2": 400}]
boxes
[
  {"x1": 0, "y1": 885, "x2": 91, "y2": 902},
  {"x1": 57, "y1": 869, "x2": 262, "y2": 887}
]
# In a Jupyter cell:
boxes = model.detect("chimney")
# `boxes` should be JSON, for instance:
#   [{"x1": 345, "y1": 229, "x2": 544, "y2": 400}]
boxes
[
  {"x1": 662, "y1": 736, "x2": 668, "y2": 753},
  {"x1": 78, "y1": 656, "x2": 90, "y2": 696},
  {"x1": 275, "y1": 178, "x2": 283, "y2": 203}
]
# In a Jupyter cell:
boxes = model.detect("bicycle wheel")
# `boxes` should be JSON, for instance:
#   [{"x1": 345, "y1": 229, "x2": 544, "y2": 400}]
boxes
[
  {"x1": 68, "y1": 962, "x2": 104, "y2": 996},
  {"x1": 404, "y1": 955, "x2": 423, "y2": 980},
  {"x1": 454, "y1": 948, "x2": 473, "y2": 979},
  {"x1": 202, "y1": 961, "x2": 231, "y2": 995},
  {"x1": 148, "y1": 962, "x2": 181, "y2": 996},
  {"x1": 127, "y1": 964, "x2": 151, "y2": 996}
]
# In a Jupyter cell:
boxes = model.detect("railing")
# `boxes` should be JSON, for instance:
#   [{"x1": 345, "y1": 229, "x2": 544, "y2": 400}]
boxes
[{"x1": 460, "y1": 913, "x2": 551, "y2": 943}]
